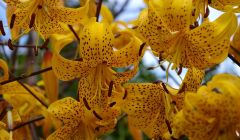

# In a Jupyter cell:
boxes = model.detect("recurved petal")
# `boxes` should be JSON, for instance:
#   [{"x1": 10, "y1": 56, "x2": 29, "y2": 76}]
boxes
[
  {"x1": 51, "y1": 35, "x2": 92, "y2": 81},
  {"x1": 152, "y1": 0, "x2": 192, "y2": 31},
  {"x1": 47, "y1": 125, "x2": 78, "y2": 140},
  {"x1": 80, "y1": 20, "x2": 114, "y2": 65},
  {"x1": 122, "y1": 83, "x2": 169, "y2": 138},
  {"x1": 0, "y1": 59, "x2": 9, "y2": 82},
  {"x1": 136, "y1": 7, "x2": 172, "y2": 53},
  {"x1": 112, "y1": 31, "x2": 144, "y2": 67},
  {"x1": 101, "y1": 4, "x2": 114, "y2": 24},
  {"x1": 35, "y1": 12, "x2": 65, "y2": 39},
  {"x1": 183, "y1": 11, "x2": 237, "y2": 69},
  {"x1": 48, "y1": 1, "x2": 89, "y2": 25},
  {"x1": 48, "y1": 97, "x2": 83, "y2": 125}
]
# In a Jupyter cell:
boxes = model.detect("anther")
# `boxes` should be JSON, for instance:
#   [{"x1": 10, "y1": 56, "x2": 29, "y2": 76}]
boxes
[
  {"x1": 93, "y1": 110, "x2": 103, "y2": 120},
  {"x1": 10, "y1": 14, "x2": 16, "y2": 29},
  {"x1": 7, "y1": 39, "x2": 14, "y2": 50},
  {"x1": 139, "y1": 42, "x2": 146, "y2": 56},
  {"x1": 108, "y1": 81, "x2": 114, "y2": 97},
  {"x1": 204, "y1": 7, "x2": 210, "y2": 18},
  {"x1": 191, "y1": 9, "x2": 196, "y2": 17},
  {"x1": 37, "y1": 5, "x2": 42, "y2": 9},
  {"x1": 29, "y1": 13, "x2": 36, "y2": 28},
  {"x1": 212, "y1": 88, "x2": 221, "y2": 93},
  {"x1": 161, "y1": 83, "x2": 169, "y2": 94},
  {"x1": 165, "y1": 119, "x2": 172, "y2": 134},
  {"x1": 109, "y1": 102, "x2": 116, "y2": 107},
  {"x1": 83, "y1": 97, "x2": 91, "y2": 110},
  {"x1": 177, "y1": 65, "x2": 182, "y2": 75},
  {"x1": 208, "y1": 0, "x2": 212, "y2": 4},
  {"x1": 114, "y1": 33, "x2": 121, "y2": 38},
  {"x1": 132, "y1": 26, "x2": 138, "y2": 29},
  {"x1": 123, "y1": 89, "x2": 128, "y2": 100},
  {"x1": 147, "y1": 67, "x2": 157, "y2": 70},
  {"x1": 0, "y1": 21, "x2": 6, "y2": 36}
]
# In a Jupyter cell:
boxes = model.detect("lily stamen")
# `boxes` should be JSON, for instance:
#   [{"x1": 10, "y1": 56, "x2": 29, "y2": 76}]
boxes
[
  {"x1": 0, "y1": 20, "x2": 6, "y2": 36},
  {"x1": 83, "y1": 97, "x2": 91, "y2": 110},
  {"x1": 161, "y1": 83, "x2": 170, "y2": 94},
  {"x1": 10, "y1": 14, "x2": 16, "y2": 29},
  {"x1": 108, "y1": 81, "x2": 114, "y2": 97},
  {"x1": 204, "y1": 6, "x2": 210, "y2": 18},
  {"x1": 29, "y1": 13, "x2": 36, "y2": 28},
  {"x1": 138, "y1": 43, "x2": 146, "y2": 56},
  {"x1": 109, "y1": 102, "x2": 116, "y2": 107},
  {"x1": 123, "y1": 90, "x2": 128, "y2": 100},
  {"x1": 7, "y1": 39, "x2": 14, "y2": 50},
  {"x1": 165, "y1": 119, "x2": 172, "y2": 134},
  {"x1": 93, "y1": 110, "x2": 103, "y2": 120}
]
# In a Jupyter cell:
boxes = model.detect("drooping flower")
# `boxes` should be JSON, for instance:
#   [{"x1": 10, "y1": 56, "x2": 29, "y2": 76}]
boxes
[
  {"x1": 172, "y1": 74, "x2": 240, "y2": 140},
  {"x1": 48, "y1": 18, "x2": 145, "y2": 139},
  {"x1": 136, "y1": 0, "x2": 237, "y2": 70},
  {"x1": 6, "y1": 0, "x2": 89, "y2": 40}
]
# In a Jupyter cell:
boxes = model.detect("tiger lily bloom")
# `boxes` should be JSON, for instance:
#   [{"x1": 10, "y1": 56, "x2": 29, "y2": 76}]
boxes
[
  {"x1": 136, "y1": 0, "x2": 237, "y2": 70},
  {"x1": 172, "y1": 74, "x2": 240, "y2": 140},
  {"x1": 48, "y1": 18, "x2": 145, "y2": 139},
  {"x1": 6, "y1": 0, "x2": 89, "y2": 40}
]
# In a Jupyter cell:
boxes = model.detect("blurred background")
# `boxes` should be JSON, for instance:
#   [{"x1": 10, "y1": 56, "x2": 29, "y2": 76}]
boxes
[{"x1": 0, "y1": 0, "x2": 240, "y2": 139}]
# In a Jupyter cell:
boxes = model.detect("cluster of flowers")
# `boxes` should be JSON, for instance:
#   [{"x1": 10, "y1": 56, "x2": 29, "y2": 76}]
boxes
[{"x1": 0, "y1": 0, "x2": 240, "y2": 139}]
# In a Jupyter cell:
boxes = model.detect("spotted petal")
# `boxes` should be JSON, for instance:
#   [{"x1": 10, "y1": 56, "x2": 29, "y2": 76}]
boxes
[
  {"x1": 48, "y1": 97, "x2": 83, "y2": 125},
  {"x1": 51, "y1": 34, "x2": 92, "y2": 81},
  {"x1": 183, "y1": 10, "x2": 237, "y2": 69},
  {"x1": 122, "y1": 83, "x2": 170, "y2": 138}
]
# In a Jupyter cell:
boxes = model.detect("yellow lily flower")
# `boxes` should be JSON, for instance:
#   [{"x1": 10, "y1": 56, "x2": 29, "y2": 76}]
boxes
[
  {"x1": 136, "y1": 0, "x2": 237, "y2": 70},
  {"x1": 6, "y1": 0, "x2": 89, "y2": 40},
  {"x1": 172, "y1": 74, "x2": 240, "y2": 140},
  {"x1": 49, "y1": 18, "x2": 145, "y2": 139},
  {"x1": 121, "y1": 83, "x2": 176, "y2": 139}
]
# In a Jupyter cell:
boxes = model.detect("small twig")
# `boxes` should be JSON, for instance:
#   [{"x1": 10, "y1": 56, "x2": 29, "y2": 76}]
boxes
[
  {"x1": 11, "y1": 115, "x2": 45, "y2": 131},
  {"x1": 113, "y1": 0, "x2": 129, "y2": 18},
  {"x1": 11, "y1": 47, "x2": 18, "y2": 73},
  {"x1": 17, "y1": 80, "x2": 48, "y2": 108},
  {"x1": 0, "y1": 67, "x2": 52, "y2": 85},
  {"x1": 96, "y1": 0, "x2": 103, "y2": 22},
  {"x1": 68, "y1": 25, "x2": 80, "y2": 42}
]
